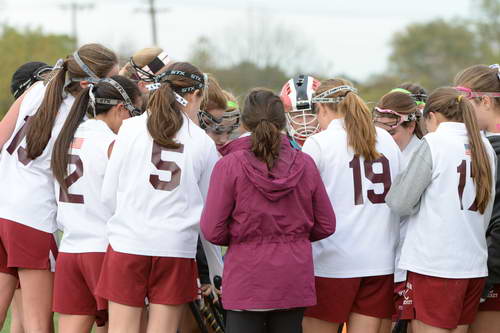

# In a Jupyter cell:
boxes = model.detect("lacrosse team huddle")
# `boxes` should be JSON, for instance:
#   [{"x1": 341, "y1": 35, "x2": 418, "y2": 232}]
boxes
[{"x1": 0, "y1": 43, "x2": 499, "y2": 333}]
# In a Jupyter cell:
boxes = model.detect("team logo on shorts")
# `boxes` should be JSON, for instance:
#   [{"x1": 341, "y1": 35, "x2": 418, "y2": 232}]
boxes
[{"x1": 487, "y1": 289, "x2": 499, "y2": 299}]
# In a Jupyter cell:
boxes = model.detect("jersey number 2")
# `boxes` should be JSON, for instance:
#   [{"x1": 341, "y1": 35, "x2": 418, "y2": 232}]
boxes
[
  {"x1": 59, "y1": 154, "x2": 84, "y2": 204},
  {"x1": 349, "y1": 155, "x2": 392, "y2": 205},
  {"x1": 150, "y1": 142, "x2": 184, "y2": 191}
]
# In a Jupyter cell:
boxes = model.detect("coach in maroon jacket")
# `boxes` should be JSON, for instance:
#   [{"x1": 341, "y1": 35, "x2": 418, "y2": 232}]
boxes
[{"x1": 200, "y1": 89, "x2": 335, "y2": 333}]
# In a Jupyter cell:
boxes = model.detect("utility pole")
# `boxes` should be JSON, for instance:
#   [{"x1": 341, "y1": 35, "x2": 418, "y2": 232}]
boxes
[
  {"x1": 60, "y1": 2, "x2": 94, "y2": 49},
  {"x1": 138, "y1": 0, "x2": 169, "y2": 46}
]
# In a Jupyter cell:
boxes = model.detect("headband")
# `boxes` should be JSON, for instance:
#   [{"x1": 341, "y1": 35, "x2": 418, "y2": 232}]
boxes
[
  {"x1": 130, "y1": 51, "x2": 171, "y2": 81},
  {"x1": 13, "y1": 65, "x2": 53, "y2": 99},
  {"x1": 312, "y1": 85, "x2": 357, "y2": 104},
  {"x1": 373, "y1": 107, "x2": 418, "y2": 129},
  {"x1": 92, "y1": 78, "x2": 142, "y2": 116},
  {"x1": 72, "y1": 50, "x2": 100, "y2": 83},
  {"x1": 455, "y1": 86, "x2": 500, "y2": 98},
  {"x1": 227, "y1": 100, "x2": 239, "y2": 109},
  {"x1": 390, "y1": 87, "x2": 427, "y2": 106}
]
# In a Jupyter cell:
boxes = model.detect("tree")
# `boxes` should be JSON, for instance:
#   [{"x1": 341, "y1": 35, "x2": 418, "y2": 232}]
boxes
[
  {"x1": 388, "y1": 19, "x2": 481, "y2": 90},
  {"x1": 473, "y1": 0, "x2": 500, "y2": 63},
  {"x1": 0, "y1": 25, "x2": 74, "y2": 117}
]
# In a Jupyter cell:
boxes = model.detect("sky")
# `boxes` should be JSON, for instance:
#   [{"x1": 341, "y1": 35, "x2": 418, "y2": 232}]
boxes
[{"x1": 1, "y1": 0, "x2": 473, "y2": 80}]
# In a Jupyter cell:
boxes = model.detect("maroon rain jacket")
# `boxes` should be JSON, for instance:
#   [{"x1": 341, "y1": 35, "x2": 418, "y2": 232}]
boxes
[{"x1": 200, "y1": 135, "x2": 335, "y2": 310}]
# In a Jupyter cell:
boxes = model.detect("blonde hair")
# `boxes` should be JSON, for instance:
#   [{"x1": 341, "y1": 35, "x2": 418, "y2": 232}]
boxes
[
  {"x1": 424, "y1": 87, "x2": 492, "y2": 213},
  {"x1": 316, "y1": 79, "x2": 381, "y2": 161}
]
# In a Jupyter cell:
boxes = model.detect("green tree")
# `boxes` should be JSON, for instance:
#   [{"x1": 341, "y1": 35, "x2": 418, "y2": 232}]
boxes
[
  {"x1": 388, "y1": 19, "x2": 481, "y2": 90},
  {"x1": 0, "y1": 25, "x2": 74, "y2": 117},
  {"x1": 473, "y1": 0, "x2": 500, "y2": 63}
]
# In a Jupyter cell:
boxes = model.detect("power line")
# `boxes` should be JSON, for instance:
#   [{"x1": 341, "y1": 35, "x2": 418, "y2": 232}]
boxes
[
  {"x1": 60, "y1": 2, "x2": 94, "y2": 48},
  {"x1": 137, "y1": 0, "x2": 169, "y2": 46}
]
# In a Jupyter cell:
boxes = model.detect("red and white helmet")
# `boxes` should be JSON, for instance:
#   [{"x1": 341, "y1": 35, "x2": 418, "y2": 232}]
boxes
[{"x1": 280, "y1": 75, "x2": 321, "y2": 143}]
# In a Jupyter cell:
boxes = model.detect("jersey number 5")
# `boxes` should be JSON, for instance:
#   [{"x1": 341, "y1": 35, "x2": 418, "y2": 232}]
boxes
[
  {"x1": 349, "y1": 155, "x2": 392, "y2": 205},
  {"x1": 150, "y1": 142, "x2": 184, "y2": 191}
]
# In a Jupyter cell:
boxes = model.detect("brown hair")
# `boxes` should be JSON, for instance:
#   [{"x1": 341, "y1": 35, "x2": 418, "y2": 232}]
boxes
[
  {"x1": 316, "y1": 79, "x2": 380, "y2": 161},
  {"x1": 455, "y1": 65, "x2": 500, "y2": 108},
  {"x1": 147, "y1": 61, "x2": 204, "y2": 149},
  {"x1": 424, "y1": 87, "x2": 492, "y2": 213},
  {"x1": 52, "y1": 75, "x2": 140, "y2": 189},
  {"x1": 377, "y1": 91, "x2": 424, "y2": 138},
  {"x1": 25, "y1": 43, "x2": 118, "y2": 159},
  {"x1": 242, "y1": 89, "x2": 286, "y2": 170},
  {"x1": 398, "y1": 82, "x2": 428, "y2": 104},
  {"x1": 200, "y1": 74, "x2": 227, "y2": 112}
]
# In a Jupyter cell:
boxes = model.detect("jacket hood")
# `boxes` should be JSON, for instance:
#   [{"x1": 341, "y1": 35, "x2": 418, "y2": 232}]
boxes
[{"x1": 221, "y1": 135, "x2": 307, "y2": 202}]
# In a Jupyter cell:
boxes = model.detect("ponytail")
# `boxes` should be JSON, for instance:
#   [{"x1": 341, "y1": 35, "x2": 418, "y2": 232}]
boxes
[
  {"x1": 314, "y1": 79, "x2": 380, "y2": 161},
  {"x1": 462, "y1": 99, "x2": 492, "y2": 213},
  {"x1": 242, "y1": 89, "x2": 286, "y2": 171},
  {"x1": 52, "y1": 75, "x2": 140, "y2": 189},
  {"x1": 26, "y1": 43, "x2": 118, "y2": 160},
  {"x1": 26, "y1": 62, "x2": 68, "y2": 159},
  {"x1": 343, "y1": 93, "x2": 380, "y2": 161},
  {"x1": 425, "y1": 87, "x2": 493, "y2": 213},
  {"x1": 251, "y1": 120, "x2": 282, "y2": 170},
  {"x1": 52, "y1": 87, "x2": 90, "y2": 189},
  {"x1": 147, "y1": 83, "x2": 183, "y2": 149}
]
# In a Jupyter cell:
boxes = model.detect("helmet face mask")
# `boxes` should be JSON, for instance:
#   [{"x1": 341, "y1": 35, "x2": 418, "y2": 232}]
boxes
[
  {"x1": 198, "y1": 109, "x2": 240, "y2": 135},
  {"x1": 280, "y1": 75, "x2": 321, "y2": 143}
]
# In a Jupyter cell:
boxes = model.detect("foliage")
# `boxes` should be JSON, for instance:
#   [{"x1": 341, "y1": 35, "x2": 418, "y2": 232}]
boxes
[
  {"x1": 388, "y1": 19, "x2": 481, "y2": 91},
  {"x1": 0, "y1": 25, "x2": 74, "y2": 117}
]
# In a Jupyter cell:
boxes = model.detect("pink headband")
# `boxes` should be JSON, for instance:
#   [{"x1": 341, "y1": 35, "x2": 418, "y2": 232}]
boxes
[
  {"x1": 373, "y1": 107, "x2": 418, "y2": 129},
  {"x1": 455, "y1": 86, "x2": 500, "y2": 99}
]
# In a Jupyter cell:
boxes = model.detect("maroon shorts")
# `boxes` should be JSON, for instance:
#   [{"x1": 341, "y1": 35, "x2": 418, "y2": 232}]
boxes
[
  {"x1": 392, "y1": 281, "x2": 414, "y2": 322},
  {"x1": 408, "y1": 271, "x2": 485, "y2": 329},
  {"x1": 478, "y1": 284, "x2": 500, "y2": 312},
  {"x1": 0, "y1": 218, "x2": 58, "y2": 277},
  {"x1": 96, "y1": 246, "x2": 198, "y2": 308},
  {"x1": 305, "y1": 274, "x2": 394, "y2": 323},
  {"x1": 53, "y1": 252, "x2": 108, "y2": 326}
]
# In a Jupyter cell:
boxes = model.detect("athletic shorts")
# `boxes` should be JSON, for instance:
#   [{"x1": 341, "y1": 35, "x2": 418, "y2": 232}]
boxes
[
  {"x1": 478, "y1": 284, "x2": 500, "y2": 312},
  {"x1": 96, "y1": 246, "x2": 198, "y2": 308},
  {"x1": 53, "y1": 252, "x2": 108, "y2": 326},
  {"x1": 392, "y1": 281, "x2": 414, "y2": 322},
  {"x1": 304, "y1": 274, "x2": 394, "y2": 323},
  {"x1": 0, "y1": 218, "x2": 58, "y2": 277},
  {"x1": 408, "y1": 271, "x2": 485, "y2": 329}
]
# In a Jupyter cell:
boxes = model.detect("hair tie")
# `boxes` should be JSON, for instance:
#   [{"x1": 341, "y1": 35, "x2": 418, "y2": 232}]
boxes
[{"x1": 457, "y1": 95, "x2": 463, "y2": 103}]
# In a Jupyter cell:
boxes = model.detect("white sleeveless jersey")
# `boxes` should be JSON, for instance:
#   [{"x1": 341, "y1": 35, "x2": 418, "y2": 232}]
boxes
[
  {"x1": 0, "y1": 83, "x2": 75, "y2": 233},
  {"x1": 55, "y1": 119, "x2": 116, "y2": 253},
  {"x1": 102, "y1": 112, "x2": 220, "y2": 258},
  {"x1": 394, "y1": 135, "x2": 421, "y2": 283},
  {"x1": 302, "y1": 119, "x2": 401, "y2": 278},
  {"x1": 399, "y1": 122, "x2": 495, "y2": 278}
]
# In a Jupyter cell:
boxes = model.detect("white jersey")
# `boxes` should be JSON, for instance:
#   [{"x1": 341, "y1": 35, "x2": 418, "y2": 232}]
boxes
[
  {"x1": 303, "y1": 119, "x2": 401, "y2": 278},
  {"x1": 394, "y1": 135, "x2": 421, "y2": 283},
  {"x1": 55, "y1": 119, "x2": 116, "y2": 253},
  {"x1": 0, "y1": 83, "x2": 74, "y2": 233},
  {"x1": 102, "y1": 112, "x2": 223, "y2": 279},
  {"x1": 399, "y1": 122, "x2": 495, "y2": 278}
]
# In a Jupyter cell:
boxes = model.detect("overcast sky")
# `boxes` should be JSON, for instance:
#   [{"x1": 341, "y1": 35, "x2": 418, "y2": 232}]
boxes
[{"x1": 1, "y1": 0, "x2": 472, "y2": 80}]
